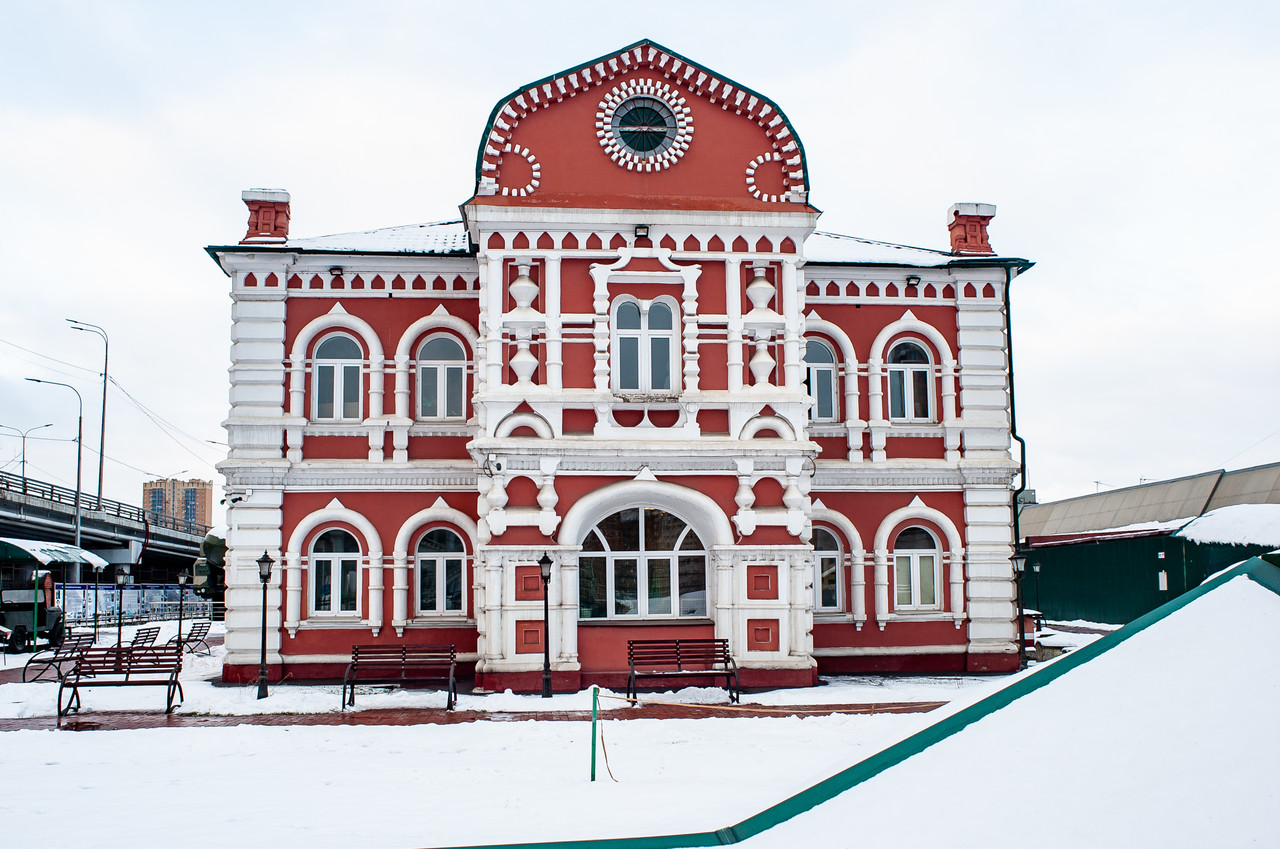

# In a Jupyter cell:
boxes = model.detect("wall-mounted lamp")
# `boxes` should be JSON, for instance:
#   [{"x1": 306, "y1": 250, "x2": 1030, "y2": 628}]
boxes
[
  {"x1": 905, "y1": 275, "x2": 921, "y2": 287},
  {"x1": 329, "y1": 266, "x2": 344, "y2": 276},
  {"x1": 634, "y1": 225, "x2": 649, "y2": 238}
]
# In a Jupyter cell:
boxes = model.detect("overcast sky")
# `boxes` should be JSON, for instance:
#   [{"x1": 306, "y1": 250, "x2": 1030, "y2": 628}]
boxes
[{"x1": 2, "y1": 0, "x2": 1277, "y2": 527}]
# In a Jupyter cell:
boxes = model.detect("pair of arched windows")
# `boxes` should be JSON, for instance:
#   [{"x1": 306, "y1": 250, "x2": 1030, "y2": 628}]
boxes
[
  {"x1": 802, "y1": 338, "x2": 936, "y2": 424},
  {"x1": 613, "y1": 299, "x2": 677, "y2": 393},
  {"x1": 811, "y1": 525, "x2": 942, "y2": 614},
  {"x1": 308, "y1": 527, "x2": 466, "y2": 617},
  {"x1": 310, "y1": 332, "x2": 467, "y2": 422}
]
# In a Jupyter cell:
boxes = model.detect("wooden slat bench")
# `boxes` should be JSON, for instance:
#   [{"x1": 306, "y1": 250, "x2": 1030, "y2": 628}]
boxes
[
  {"x1": 167, "y1": 620, "x2": 211, "y2": 655},
  {"x1": 57, "y1": 645, "x2": 184, "y2": 720},
  {"x1": 627, "y1": 638, "x2": 740, "y2": 703},
  {"x1": 24, "y1": 632, "x2": 94, "y2": 682},
  {"x1": 129, "y1": 625, "x2": 161, "y2": 648},
  {"x1": 342, "y1": 644, "x2": 457, "y2": 711}
]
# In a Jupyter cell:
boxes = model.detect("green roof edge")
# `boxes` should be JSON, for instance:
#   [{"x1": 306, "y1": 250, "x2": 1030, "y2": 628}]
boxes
[{"x1": 431, "y1": 555, "x2": 1280, "y2": 849}]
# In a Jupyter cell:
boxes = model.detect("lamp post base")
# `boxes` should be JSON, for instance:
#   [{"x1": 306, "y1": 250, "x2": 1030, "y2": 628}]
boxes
[{"x1": 256, "y1": 672, "x2": 269, "y2": 700}]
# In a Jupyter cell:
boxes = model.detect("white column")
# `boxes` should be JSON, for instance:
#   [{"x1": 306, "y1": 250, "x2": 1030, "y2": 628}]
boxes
[
  {"x1": 366, "y1": 558, "x2": 384, "y2": 636},
  {"x1": 392, "y1": 555, "x2": 409, "y2": 636},
  {"x1": 873, "y1": 549, "x2": 889, "y2": 629}
]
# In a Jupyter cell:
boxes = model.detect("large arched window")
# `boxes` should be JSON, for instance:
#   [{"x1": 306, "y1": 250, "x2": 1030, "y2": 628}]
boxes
[
  {"x1": 578, "y1": 508, "x2": 706, "y2": 619},
  {"x1": 812, "y1": 527, "x2": 841, "y2": 611},
  {"x1": 416, "y1": 528, "x2": 465, "y2": 615},
  {"x1": 614, "y1": 299, "x2": 677, "y2": 393},
  {"x1": 417, "y1": 336, "x2": 466, "y2": 420},
  {"x1": 313, "y1": 334, "x2": 363, "y2": 421},
  {"x1": 804, "y1": 339, "x2": 839, "y2": 422},
  {"x1": 311, "y1": 529, "x2": 360, "y2": 615},
  {"x1": 893, "y1": 527, "x2": 941, "y2": 611},
  {"x1": 887, "y1": 340, "x2": 933, "y2": 422}
]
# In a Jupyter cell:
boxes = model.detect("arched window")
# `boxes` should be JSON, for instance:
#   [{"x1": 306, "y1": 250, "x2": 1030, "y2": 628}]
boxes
[
  {"x1": 417, "y1": 336, "x2": 466, "y2": 420},
  {"x1": 813, "y1": 528, "x2": 841, "y2": 611},
  {"x1": 804, "y1": 339, "x2": 839, "y2": 422},
  {"x1": 416, "y1": 528, "x2": 465, "y2": 615},
  {"x1": 311, "y1": 529, "x2": 360, "y2": 615},
  {"x1": 614, "y1": 299, "x2": 677, "y2": 393},
  {"x1": 893, "y1": 527, "x2": 941, "y2": 611},
  {"x1": 313, "y1": 334, "x2": 363, "y2": 421},
  {"x1": 578, "y1": 507, "x2": 706, "y2": 619},
  {"x1": 887, "y1": 341, "x2": 933, "y2": 422}
]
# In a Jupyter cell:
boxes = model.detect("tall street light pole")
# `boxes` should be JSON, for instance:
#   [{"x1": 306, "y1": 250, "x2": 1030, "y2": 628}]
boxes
[
  {"x1": 26, "y1": 379, "x2": 83, "y2": 549},
  {"x1": 0, "y1": 422, "x2": 52, "y2": 492},
  {"x1": 67, "y1": 319, "x2": 108, "y2": 510},
  {"x1": 256, "y1": 551, "x2": 274, "y2": 699},
  {"x1": 539, "y1": 552, "x2": 553, "y2": 698}
]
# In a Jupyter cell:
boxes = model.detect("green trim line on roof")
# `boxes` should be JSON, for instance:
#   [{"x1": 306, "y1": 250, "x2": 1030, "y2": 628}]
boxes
[
  {"x1": 469, "y1": 39, "x2": 811, "y2": 195},
  {"x1": 429, "y1": 555, "x2": 1280, "y2": 849}
]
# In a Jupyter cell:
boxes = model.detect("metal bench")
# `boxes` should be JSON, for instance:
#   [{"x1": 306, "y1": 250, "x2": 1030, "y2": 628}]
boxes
[
  {"x1": 167, "y1": 620, "x2": 211, "y2": 655},
  {"x1": 57, "y1": 645, "x2": 184, "y2": 720},
  {"x1": 23, "y1": 633, "x2": 94, "y2": 682},
  {"x1": 341, "y1": 644, "x2": 457, "y2": 710},
  {"x1": 627, "y1": 638, "x2": 740, "y2": 703}
]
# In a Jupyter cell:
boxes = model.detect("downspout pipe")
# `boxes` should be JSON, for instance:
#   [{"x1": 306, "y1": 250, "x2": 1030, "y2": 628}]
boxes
[{"x1": 1004, "y1": 263, "x2": 1028, "y2": 548}]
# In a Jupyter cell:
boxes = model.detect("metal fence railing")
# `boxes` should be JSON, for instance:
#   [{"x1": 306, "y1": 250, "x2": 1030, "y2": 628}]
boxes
[{"x1": 0, "y1": 470, "x2": 211, "y2": 537}]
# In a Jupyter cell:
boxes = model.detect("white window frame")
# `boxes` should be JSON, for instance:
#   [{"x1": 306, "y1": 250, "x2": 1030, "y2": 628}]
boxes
[
  {"x1": 892, "y1": 527, "x2": 943, "y2": 612},
  {"x1": 804, "y1": 339, "x2": 840, "y2": 423},
  {"x1": 310, "y1": 529, "x2": 362, "y2": 617},
  {"x1": 812, "y1": 527, "x2": 842, "y2": 612},
  {"x1": 312, "y1": 333, "x2": 363, "y2": 422},
  {"x1": 886, "y1": 340, "x2": 934, "y2": 423},
  {"x1": 578, "y1": 508, "x2": 707, "y2": 620},
  {"x1": 611, "y1": 296, "x2": 679, "y2": 394},
  {"x1": 416, "y1": 334, "x2": 467, "y2": 421},
  {"x1": 415, "y1": 528, "x2": 467, "y2": 616}
]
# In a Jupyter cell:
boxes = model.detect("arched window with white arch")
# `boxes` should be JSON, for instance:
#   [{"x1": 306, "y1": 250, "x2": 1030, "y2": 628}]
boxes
[
  {"x1": 313, "y1": 334, "x2": 363, "y2": 421},
  {"x1": 578, "y1": 507, "x2": 706, "y2": 619},
  {"x1": 893, "y1": 526, "x2": 941, "y2": 610},
  {"x1": 613, "y1": 297, "x2": 678, "y2": 393},
  {"x1": 886, "y1": 340, "x2": 933, "y2": 422},
  {"x1": 416, "y1": 528, "x2": 466, "y2": 615},
  {"x1": 812, "y1": 527, "x2": 842, "y2": 611},
  {"x1": 311, "y1": 528, "x2": 360, "y2": 615},
  {"x1": 417, "y1": 335, "x2": 466, "y2": 420},
  {"x1": 804, "y1": 339, "x2": 839, "y2": 422}
]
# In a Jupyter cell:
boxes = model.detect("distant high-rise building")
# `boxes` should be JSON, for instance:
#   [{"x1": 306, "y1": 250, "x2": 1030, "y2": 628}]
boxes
[{"x1": 141, "y1": 478, "x2": 212, "y2": 532}]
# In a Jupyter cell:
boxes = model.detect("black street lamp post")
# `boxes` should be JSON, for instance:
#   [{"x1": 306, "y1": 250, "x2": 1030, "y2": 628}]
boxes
[
  {"x1": 115, "y1": 570, "x2": 128, "y2": 646},
  {"x1": 176, "y1": 571, "x2": 189, "y2": 648},
  {"x1": 256, "y1": 551, "x2": 274, "y2": 700},
  {"x1": 539, "y1": 553, "x2": 553, "y2": 698},
  {"x1": 1011, "y1": 553, "x2": 1027, "y2": 669}
]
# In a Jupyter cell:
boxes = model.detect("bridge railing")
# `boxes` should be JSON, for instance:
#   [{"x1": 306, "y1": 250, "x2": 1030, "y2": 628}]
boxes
[{"x1": 0, "y1": 470, "x2": 211, "y2": 537}]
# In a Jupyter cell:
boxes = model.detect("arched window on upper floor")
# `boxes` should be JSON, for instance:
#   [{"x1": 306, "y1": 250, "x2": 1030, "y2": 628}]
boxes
[
  {"x1": 417, "y1": 335, "x2": 466, "y2": 420},
  {"x1": 416, "y1": 528, "x2": 466, "y2": 615},
  {"x1": 892, "y1": 526, "x2": 941, "y2": 611},
  {"x1": 804, "y1": 339, "x2": 839, "y2": 423},
  {"x1": 613, "y1": 298, "x2": 677, "y2": 393},
  {"x1": 887, "y1": 340, "x2": 933, "y2": 422},
  {"x1": 812, "y1": 527, "x2": 842, "y2": 612},
  {"x1": 311, "y1": 528, "x2": 360, "y2": 615},
  {"x1": 313, "y1": 334, "x2": 363, "y2": 422}
]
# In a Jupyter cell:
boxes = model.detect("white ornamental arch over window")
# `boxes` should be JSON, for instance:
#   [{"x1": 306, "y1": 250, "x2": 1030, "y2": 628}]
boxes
[{"x1": 596, "y1": 79, "x2": 694, "y2": 172}]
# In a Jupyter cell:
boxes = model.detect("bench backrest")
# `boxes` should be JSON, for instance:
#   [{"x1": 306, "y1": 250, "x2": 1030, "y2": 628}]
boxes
[
  {"x1": 73, "y1": 645, "x2": 182, "y2": 678},
  {"x1": 351, "y1": 644, "x2": 456, "y2": 666},
  {"x1": 184, "y1": 621, "x2": 211, "y2": 640},
  {"x1": 131, "y1": 626, "x2": 161, "y2": 647},
  {"x1": 629, "y1": 638, "x2": 731, "y2": 670},
  {"x1": 55, "y1": 633, "x2": 94, "y2": 658}
]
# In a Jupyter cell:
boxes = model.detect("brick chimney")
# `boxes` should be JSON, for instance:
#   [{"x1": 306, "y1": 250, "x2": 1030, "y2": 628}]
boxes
[
  {"x1": 240, "y1": 189, "x2": 291, "y2": 244},
  {"x1": 947, "y1": 202, "x2": 996, "y2": 255}
]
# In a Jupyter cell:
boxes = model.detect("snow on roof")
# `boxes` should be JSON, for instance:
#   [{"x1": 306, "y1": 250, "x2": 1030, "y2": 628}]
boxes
[
  {"x1": 1175, "y1": 503, "x2": 1280, "y2": 547},
  {"x1": 284, "y1": 220, "x2": 471, "y2": 254},
  {"x1": 803, "y1": 231, "x2": 959, "y2": 266}
]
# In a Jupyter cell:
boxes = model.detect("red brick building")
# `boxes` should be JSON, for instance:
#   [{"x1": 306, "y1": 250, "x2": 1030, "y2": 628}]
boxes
[{"x1": 209, "y1": 41, "x2": 1032, "y2": 690}]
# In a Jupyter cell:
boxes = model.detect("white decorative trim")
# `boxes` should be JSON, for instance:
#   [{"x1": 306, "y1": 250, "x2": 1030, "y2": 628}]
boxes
[
  {"x1": 745, "y1": 152, "x2": 784, "y2": 202},
  {"x1": 499, "y1": 143, "x2": 541, "y2": 197},
  {"x1": 283, "y1": 505, "x2": 385, "y2": 638},
  {"x1": 557, "y1": 478, "x2": 734, "y2": 548},
  {"x1": 595, "y1": 80, "x2": 693, "y2": 172}
]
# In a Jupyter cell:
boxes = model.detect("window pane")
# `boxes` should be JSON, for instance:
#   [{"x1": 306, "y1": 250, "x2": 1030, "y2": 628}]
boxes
[
  {"x1": 816, "y1": 369, "x2": 834, "y2": 419},
  {"x1": 805, "y1": 340, "x2": 834, "y2": 364},
  {"x1": 647, "y1": 559, "x2": 672, "y2": 615},
  {"x1": 317, "y1": 336, "x2": 361, "y2": 359},
  {"x1": 614, "y1": 559, "x2": 638, "y2": 615},
  {"x1": 317, "y1": 365, "x2": 335, "y2": 419},
  {"x1": 421, "y1": 367, "x2": 438, "y2": 417},
  {"x1": 678, "y1": 556, "x2": 706, "y2": 616},
  {"x1": 582, "y1": 531, "x2": 606, "y2": 553},
  {"x1": 419, "y1": 528, "x2": 465, "y2": 553},
  {"x1": 644, "y1": 509, "x2": 685, "y2": 551},
  {"x1": 620, "y1": 337, "x2": 639, "y2": 389},
  {"x1": 912, "y1": 370, "x2": 930, "y2": 419},
  {"x1": 895, "y1": 528, "x2": 936, "y2": 550},
  {"x1": 648, "y1": 302, "x2": 673, "y2": 330},
  {"x1": 919, "y1": 555, "x2": 936, "y2": 606},
  {"x1": 813, "y1": 529, "x2": 839, "y2": 551},
  {"x1": 421, "y1": 337, "x2": 463, "y2": 360},
  {"x1": 315, "y1": 529, "x2": 358, "y2": 553},
  {"x1": 342, "y1": 365, "x2": 360, "y2": 419},
  {"x1": 340, "y1": 559, "x2": 358, "y2": 611},
  {"x1": 821, "y1": 556, "x2": 839, "y2": 608},
  {"x1": 617, "y1": 302, "x2": 641, "y2": 329},
  {"x1": 679, "y1": 529, "x2": 705, "y2": 551},
  {"x1": 598, "y1": 509, "x2": 640, "y2": 551},
  {"x1": 895, "y1": 555, "x2": 913, "y2": 606},
  {"x1": 446, "y1": 367, "x2": 463, "y2": 417},
  {"x1": 888, "y1": 342, "x2": 928, "y2": 365},
  {"x1": 889, "y1": 371, "x2": 906, "y2": 419},
  {"x1": 420, "y1": 560, "x2": 437, "y2": 611},
  {"x1": 314, "y1": 560, "x2": 331, "y2": 611},
  {"x1": 445, "y1": 558, "x2": 463, "y2": 611},
  {"x1": 579, "y1": 557, "x2": 607, "y2": 618},
  {"x1": 650, "y1": 337, "x2": 670, "y2": 390}
]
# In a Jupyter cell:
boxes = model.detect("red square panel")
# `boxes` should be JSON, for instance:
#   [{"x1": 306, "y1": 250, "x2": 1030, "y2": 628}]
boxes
[
  {"x1": 515, "y1": 565, "x2": 545, "y2": 601},
  {"x1": 516, "y1": 621, "x2": 545, "y2": 654},
  {"x1": 746, "y1": 564, "x2": 778, "y2": 600},
  {"x1": 747, "y1": 618, "x2": 779, "y2": 651}
]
